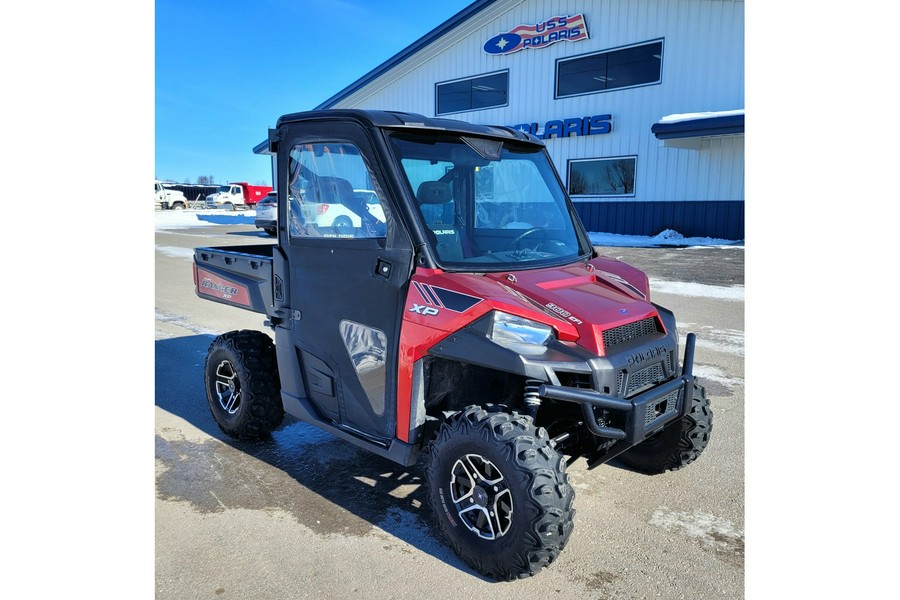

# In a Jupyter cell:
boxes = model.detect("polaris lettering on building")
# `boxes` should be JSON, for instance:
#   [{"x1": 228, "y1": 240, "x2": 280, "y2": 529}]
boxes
[
  {"x1": 483, "y1": 14, "x2": 588, "y2": 55},
  {"x1": 510, "y1": 114, "x2": 612, "y2": 140}
]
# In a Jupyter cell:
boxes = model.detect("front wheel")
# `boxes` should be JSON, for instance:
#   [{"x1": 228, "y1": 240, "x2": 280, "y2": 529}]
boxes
[
  {"x1": 204, "y1": 330, "x2": 283, "y2": 440},
  {"x1": 426, "y1": 406, "x2": 575, "y2": 580},
  {"x1": 617, "y1": 381, "x2": 712, "y2": 474}
]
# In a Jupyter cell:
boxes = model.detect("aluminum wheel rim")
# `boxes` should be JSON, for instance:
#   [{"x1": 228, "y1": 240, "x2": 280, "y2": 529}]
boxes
[
  {"x1": 214, "y1": 360, "x2": 241, "y2": 414},
  {"x1": 449, "y1": 453, "x2": 513, "y2": 540}
]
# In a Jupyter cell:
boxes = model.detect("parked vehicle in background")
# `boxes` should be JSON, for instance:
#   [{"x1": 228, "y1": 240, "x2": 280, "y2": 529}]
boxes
[
  {"x1": 205, "y1": 181, "x2": 273, "y2": 210},
  {"x1": 155, "y1": 180, "x2": 187, "y2": 210},
  {"x1": 254, "y1": 191, "x2": 277, "y2": 236},
  {"x1": 305, "y1": 188, "x2": 385, "y2": 236},
  {"x1": 164, "y1": 183, "x2": 220, "y2": 208}
]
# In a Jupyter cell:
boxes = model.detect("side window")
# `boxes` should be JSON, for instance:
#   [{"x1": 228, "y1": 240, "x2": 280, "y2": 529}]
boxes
[{"x1": 287, "y1": 142, "x2": 386, "y2": 239}]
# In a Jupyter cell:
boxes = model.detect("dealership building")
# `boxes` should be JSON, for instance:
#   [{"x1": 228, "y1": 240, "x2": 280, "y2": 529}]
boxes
[{"x1": 299, "y1": 0, "x2": 745, "y2": 240}]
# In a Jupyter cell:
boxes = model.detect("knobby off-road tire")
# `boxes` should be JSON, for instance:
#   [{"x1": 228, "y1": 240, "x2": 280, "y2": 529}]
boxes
[
  {"x1": 426, "y1": 406, "x2": 575, "y2": 580},
  {"x1": 618, "y1": 382, "x2": 712, "y2": 474},
  {"x1": 205, "y1": 330, "x2": 283, "y2": 440}
]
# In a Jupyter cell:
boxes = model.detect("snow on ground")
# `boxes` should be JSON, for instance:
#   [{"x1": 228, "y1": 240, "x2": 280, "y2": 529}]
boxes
[
  {"x1": 651, "y1": 279, "x2": 744, "y2": 302},
  {"x1": 155, "y1": 211, "x2": 744, "y2": 305},
  {"x1": 155, "y1": 209, "x2": 257, "y2": 230},
  {"x1": 155, "y1": 210, "x2": 743, "y2": 248}
]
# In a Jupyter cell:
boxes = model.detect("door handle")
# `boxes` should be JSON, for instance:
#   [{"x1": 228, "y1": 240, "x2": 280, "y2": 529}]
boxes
[{"x1": 375, "y1": 258, "x2": 392, "y2": 279}]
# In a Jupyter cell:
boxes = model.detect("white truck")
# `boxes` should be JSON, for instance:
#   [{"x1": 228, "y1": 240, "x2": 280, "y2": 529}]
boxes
[
  {"x1": 154, "y1": 180, "x2": 188, "y2": 210},
  {"x1": 204, "y1": 181, "x2": 273, "y2": 210}
]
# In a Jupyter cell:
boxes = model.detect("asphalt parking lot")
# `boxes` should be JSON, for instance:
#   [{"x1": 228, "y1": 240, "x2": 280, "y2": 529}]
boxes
[{"x1": 155, "y1": 218, "x2": 744, "y2": 599}]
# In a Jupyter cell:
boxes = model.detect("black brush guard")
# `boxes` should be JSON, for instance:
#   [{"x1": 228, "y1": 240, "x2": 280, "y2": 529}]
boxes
[{"x1": 539, "y1": 334, "x2": 696, "y2": 444}]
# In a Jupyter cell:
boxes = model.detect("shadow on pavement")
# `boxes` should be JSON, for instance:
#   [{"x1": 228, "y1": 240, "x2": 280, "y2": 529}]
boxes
[{"x1": 155, "y1": 334, "x2": 488, "y2": 580}]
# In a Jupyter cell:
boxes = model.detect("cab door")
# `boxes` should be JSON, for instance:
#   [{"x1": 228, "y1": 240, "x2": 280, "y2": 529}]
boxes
[{"x1": 276, "y1": 121, "x2": 414, "y2": 441}]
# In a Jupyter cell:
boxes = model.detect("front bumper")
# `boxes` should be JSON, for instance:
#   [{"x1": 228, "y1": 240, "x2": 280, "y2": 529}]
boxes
[{"x1": 539, "y1": 333, "x2": 695, "y2": 444}]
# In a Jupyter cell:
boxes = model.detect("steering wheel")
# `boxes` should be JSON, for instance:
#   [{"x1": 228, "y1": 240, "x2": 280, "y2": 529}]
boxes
[{"x1": 502, "y1": 227, "x2": 547, "y2": 251}]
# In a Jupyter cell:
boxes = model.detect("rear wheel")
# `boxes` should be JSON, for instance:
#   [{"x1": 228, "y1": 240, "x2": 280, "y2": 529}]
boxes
[
  {"x1": 617, "y1": 382, "x2": 712, "y2": 474},
  {"x1": 204, "y1": 330, "x2": 283, "y2": 440},
  {"x1": 426, "y1": 406, "x2": 575, "y2": 580}
]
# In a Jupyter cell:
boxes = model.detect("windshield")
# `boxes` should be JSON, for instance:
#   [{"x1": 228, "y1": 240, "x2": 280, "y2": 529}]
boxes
[
  {"x1": 388, "y1": 132, "x2": 592, "y2": 270},
  {"x1": 216, "y1": 185, "x2": 230, "y2": 193}
]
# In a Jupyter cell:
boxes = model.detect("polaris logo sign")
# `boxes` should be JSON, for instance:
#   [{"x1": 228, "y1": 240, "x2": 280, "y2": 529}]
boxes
[
  {"x1": 483, "y1": 14, "x2": 588, "y2": 55},
  {"x1": 510, "y1": 115, "x2": 613, "y2": 140}
]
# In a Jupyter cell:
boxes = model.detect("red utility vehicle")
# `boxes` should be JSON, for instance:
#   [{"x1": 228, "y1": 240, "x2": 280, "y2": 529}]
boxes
[{"x1": 192, "y1": 110, "x2": 712, "y2": 580}]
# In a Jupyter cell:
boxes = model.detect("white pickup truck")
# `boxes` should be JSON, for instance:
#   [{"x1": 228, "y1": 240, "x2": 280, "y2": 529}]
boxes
[{"x1": 154, "y1": 180, "x2": 188, "y2": 210}]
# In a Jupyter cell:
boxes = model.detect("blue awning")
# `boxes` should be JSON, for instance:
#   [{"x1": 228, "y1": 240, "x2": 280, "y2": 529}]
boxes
[
  {"x1": 651, "y1": 110, "x2": 744, "y2": 140},
  {"x1": 253, "y1": 139, "x2": 272, "y2": 155}
]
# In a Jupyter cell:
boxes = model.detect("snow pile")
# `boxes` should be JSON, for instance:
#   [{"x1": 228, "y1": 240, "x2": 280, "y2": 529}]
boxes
[{"x1": 588, "y1": 229, "x2": 739, "y2": 248}]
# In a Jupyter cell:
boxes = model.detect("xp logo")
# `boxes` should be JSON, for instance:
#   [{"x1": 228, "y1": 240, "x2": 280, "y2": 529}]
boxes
[{"x1": 409, "y1": 304, "x2": 439, "y2": 316}]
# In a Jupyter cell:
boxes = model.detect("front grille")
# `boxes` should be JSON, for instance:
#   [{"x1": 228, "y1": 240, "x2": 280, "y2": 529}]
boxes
[
  {"x1": 645, "y1": 389, "x2": 680, "y2": 424},
  {"x1": 602, "y1": 317, "x2": 661, "y2": 351},
  {"x1": 627, "y1": 363, "x2": 666, "y2": 395}
]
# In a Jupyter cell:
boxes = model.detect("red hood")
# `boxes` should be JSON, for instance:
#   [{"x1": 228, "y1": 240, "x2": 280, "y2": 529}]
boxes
[{"x1": 408, "y1": 256, "x2": 659, "y2": 356}]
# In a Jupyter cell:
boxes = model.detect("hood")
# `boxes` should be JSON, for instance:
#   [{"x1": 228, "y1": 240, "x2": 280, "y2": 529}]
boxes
[{"x1": 409, "y1": 257, "x2": 659, "y2": 356}]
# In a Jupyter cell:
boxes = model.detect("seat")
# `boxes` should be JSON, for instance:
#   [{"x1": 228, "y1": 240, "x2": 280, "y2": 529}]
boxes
[
  {"x1": 314, "y1": 176, "x2": 354, "y2": 205},
  {"x1": 416, "y1": 181, "x2": 464, "y2": 261}
]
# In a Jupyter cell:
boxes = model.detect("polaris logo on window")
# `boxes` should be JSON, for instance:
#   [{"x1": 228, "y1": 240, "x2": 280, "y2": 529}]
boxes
[{"x1": 484, "y1": 14, "x2": 588, "y2": 55}]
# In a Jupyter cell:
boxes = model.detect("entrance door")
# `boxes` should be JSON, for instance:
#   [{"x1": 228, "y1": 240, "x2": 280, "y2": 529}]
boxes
[{"x1": 279, "y1": 121, "x2": 413, "y2": 440}]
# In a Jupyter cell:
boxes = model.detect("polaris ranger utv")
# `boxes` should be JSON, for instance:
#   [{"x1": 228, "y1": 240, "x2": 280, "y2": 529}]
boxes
[{"x1": 193, "y1": 109, "x2": 712, "y2": 580}]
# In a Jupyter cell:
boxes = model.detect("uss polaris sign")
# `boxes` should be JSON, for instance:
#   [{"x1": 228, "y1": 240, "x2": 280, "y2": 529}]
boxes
[{"x1": 483, "y1": 14, "x2": 589, "y2": 55}]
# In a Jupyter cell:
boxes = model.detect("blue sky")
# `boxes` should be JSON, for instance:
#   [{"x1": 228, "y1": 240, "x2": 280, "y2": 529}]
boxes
[{"x1": 156, "y1": 0, "x2": 474, "y2": 185}]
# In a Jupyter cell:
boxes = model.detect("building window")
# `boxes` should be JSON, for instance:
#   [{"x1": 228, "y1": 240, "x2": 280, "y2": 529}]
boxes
[
  {"x1": 436, "y1": 71, "x2": 509, "y2": 115},
  {"x1": 568, "y1": 157, "x2": 637, "y2": 197},
  {"x1": 556, "y1": 40, "x2": 663, "y2": 98}
]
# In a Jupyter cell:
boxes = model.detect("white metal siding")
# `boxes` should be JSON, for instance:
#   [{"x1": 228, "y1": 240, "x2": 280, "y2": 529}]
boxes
[{"x1": 332, "y1": 0, "x2": 744, "y2": 203}]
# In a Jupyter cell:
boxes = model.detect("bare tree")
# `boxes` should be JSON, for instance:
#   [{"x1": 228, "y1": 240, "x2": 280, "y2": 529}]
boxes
[
  {"x1": 604, "y1": 160, "x2": 634, "y2": 194},
  {"x1": 568, "y1": 169, "x2": 588, "y2": 195}
]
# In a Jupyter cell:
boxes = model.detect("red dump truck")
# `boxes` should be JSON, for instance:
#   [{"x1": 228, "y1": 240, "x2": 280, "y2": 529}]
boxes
[{"x1": 204, "y1": 181, "x2": 273, "y2": 209}]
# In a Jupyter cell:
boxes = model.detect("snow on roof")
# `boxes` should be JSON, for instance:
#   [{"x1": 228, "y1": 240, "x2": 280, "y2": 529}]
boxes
[{"x1": 658, "y1": 109, "x2": 745, "y2": 124}]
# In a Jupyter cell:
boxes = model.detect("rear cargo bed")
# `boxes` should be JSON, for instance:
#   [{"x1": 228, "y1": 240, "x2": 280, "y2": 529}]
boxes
[{"x1": 193, "y1": 244, "x2": 275, "y2": 315}]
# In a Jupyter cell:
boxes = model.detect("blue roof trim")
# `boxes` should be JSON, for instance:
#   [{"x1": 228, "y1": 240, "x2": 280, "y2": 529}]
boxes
[
  {"x1": 651, "y1": 113, "x2": 745, "y2": 140},
  {"x1": 252, "y1": 139, "x2": 271, "y2": 155},
  {"x1": 314, "y1": 0, "x2": 500, "y2": 110}
]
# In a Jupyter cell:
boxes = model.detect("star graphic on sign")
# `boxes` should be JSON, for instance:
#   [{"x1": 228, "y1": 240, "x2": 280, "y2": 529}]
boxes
[{"x1": 496, "y1": 37, "x2": 509, "y2": 50}]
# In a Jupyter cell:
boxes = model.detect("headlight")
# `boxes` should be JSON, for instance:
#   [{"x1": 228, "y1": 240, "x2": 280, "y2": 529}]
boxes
[{"x1": 489, "y1": 312, "x2": 554, "y2": 355}]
